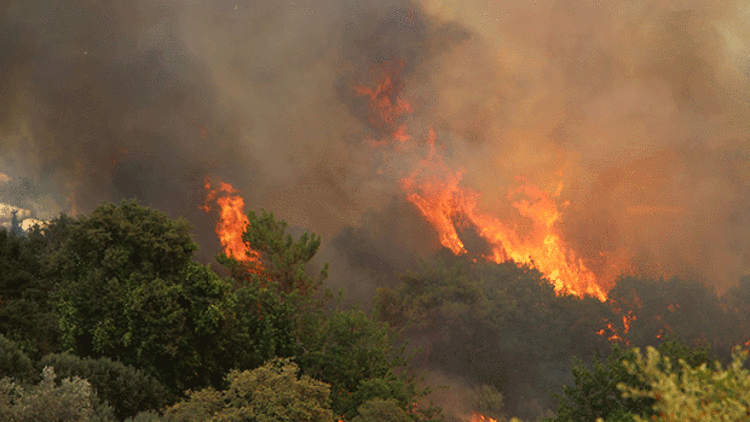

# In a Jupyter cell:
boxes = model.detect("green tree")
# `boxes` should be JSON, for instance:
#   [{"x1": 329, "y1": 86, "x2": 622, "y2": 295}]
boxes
[
  {"x1": 351, "y1": 398, "x2": 411, "y2": 422},
  {"x1": 467, "y1": 384, "x2": 506, "y2": 421},
  {"x1": 545, "y1": 339, "x2": 715, "y2": 422},
  {"x1": 0, "y1": 334, "x2": 36, "y2": 384},
  {"x1": 48, "y1": 200, "x2": 234, "y2": 393},
  {"x1": 298, "y1": 308, "x2": 419, "y2": 420},
  {"x1": 607, "y1": 276, "x2": 733, "y2": 353},
  {"x1": 234, "y1": 209, "x2": 328, "y2": 298},
  {"x1": 377, "y1": 254, "x2": 615, "y2": 419},
  {"x1": 617, "y1": 346, "x2": 750, "y2": 421},
  {"x1": 0, "y1": 366, "x2": 114, "y2": 422},
  {"x1": 223, "y1": 210, "x2": 438, "y2": 422},
  {"x1": 164, "y1": 358, "x2": 333, "y2": 422},
  {"x1": 0, "y1": 225, "x2": 60, "y2": 359},
  {"x1": 39, "y1": 353, "x2": 172, "y2": 421}
]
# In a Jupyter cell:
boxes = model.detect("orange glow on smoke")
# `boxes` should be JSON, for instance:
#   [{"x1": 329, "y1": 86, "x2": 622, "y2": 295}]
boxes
[{"x1": 201, "y1": 176, "x2": 262, "y2": 270}]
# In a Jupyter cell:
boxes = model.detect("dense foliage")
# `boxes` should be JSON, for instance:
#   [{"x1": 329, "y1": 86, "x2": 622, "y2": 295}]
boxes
[
  {"x1": 39, "y1": 353, "x2": 172, "y2": 421},
  {"x1": 377, "y1": 253, "x2": 617, "y2": 418},
  {"x1": 0, "y1": 201, "x2": 433, "y2": 421},
  {"x1": 0, "y1": 366, "x2": 114, "y2": 422},
  {"x1": 544, "y1": 339, "x2": 714, "y2": 422},
  {"x1": 164, "y1": 358, "x2": 333, "y2": 422},
  {"x1": 619, "y1": 346, "x2": 750, "y2": 421},
  {"x1": 1, "y1": 200, "x2": 749, "y2": 421}
]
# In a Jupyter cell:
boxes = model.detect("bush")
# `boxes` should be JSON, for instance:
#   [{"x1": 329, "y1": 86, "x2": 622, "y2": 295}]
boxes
[
  {"x1": 0, "y1": 334, "x2": 36, "y2": 383},
  {"x1": 0, "y1": 365, "x2": 114, "y2": 422},
  {"x1": 618, "y1": 346, "x2": 750, "y2": 422},
  {"x1": 351, "y1": 398, "x2": 411, "y2": 422},
  {"x1": 164, "y1": 358, "x2": 333, "y2": 422},
  {"x1": 40, "y1": 353, "x2": 172, "y2": 421},
  {"x1": 124, "y1": 410, "x2": 163, "y2": 422},
  {"x1": 545, "y1": 339, "x2": 714, "y2": 422}
]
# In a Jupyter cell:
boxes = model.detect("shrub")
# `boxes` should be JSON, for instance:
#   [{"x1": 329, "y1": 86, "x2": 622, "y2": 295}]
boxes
[
  {"x1": 164, "y1": 358, "x2": 333, "y2": 422},
  {"x1": 40, "y1": 353, "x2": 172, "y2": 421},
  {"x1": 0, "y1": 365, "x2": 114, "y2": 422},
  {"x1": 124, "y1": 410, "x2": 163, "y2": 422},
  {"x1": 0, "y1": 334, "x2": 36, "y2": 383},
  {"x1": 618, "y1": 346, "x2": 750, "y2": 422},
  {"x1": 351, "y1": 398, "x2": 411, "y2": 422}
]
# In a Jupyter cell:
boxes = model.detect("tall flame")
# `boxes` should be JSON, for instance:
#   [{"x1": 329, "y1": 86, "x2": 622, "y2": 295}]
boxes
[{"x1": 200, "y1": 176, "x2": 263, "y2": 270}]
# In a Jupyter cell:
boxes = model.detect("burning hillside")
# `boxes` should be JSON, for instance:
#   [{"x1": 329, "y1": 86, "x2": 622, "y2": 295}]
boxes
[{"x1": 3, "y1": 0, "x2": 750, "y2": 419}]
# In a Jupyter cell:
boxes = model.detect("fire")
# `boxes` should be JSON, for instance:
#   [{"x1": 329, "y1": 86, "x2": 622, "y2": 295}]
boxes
[
  {"x1": 200, "y1": 176, "x2": 262, "y2": 271},
  {"x1": 400, "y1": 129, "x2": 609, "y2": 300},
  {"x1": 353, "y1": 57, "x2": 412, "y2": 141},
  {"x1": 351, "y1": 57, "x2": 627, "y2": 302},
  {"x1": 466, "y1": 413, "x2": 498, "y2": 422}
]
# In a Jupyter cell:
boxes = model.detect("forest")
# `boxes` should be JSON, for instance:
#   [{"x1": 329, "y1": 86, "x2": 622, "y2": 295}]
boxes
[{"x1": 1, "y1": 200, "x2": 750, "y2": 422}]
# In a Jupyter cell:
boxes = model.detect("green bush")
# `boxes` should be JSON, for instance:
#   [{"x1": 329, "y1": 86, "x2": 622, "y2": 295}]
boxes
[
  {"x1": 617, "y1": 346, "x2": 750, "y2": 422},
  {"x1": 0, "y1": 334, "x2": 36, "y2": 383},
  {"x1": 0, "y1": 365, "x2": 114, "y2": 422},
  {"x1": 164, "y1": 358, "x2": 333, "y2": 422},
  {"x1": 467, "y1": 384, "x2": 506, "y2": 421},
  {"x1": 40, "y1": 353, "x2": 172, "y2": 421},
  {"x1": 351, "y1": 398, "x2": 411, "y2": 422},
  {"x1": 545, "y1": 339, "x2": 714, "y2": 422},
  {"x1": 124, "y1": 410, "x2": 163, "y2": 422}
]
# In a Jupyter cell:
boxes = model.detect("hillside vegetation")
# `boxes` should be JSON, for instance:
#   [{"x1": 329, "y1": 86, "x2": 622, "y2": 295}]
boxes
[{"x1": 1, "y1": 200, "x2": 748, "y2": 421}]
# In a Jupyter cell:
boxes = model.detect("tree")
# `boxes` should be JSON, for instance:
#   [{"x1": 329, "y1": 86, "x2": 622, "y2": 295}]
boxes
[
  {"x1": 39, "y1": 353, "x2": 172, "y2": 421},
  {"x1": 607, "y1": 276, "x2": 734, "y2": 353},
  {"x1": 297, "y1": 308, "x2": 420, "y2": 420},
  {"x1": 48, "y1": 200, "x2": 235, "y2": 393},
  {"x1": 0, "y1": 366, "x2": 114, "y2": 422},
  {"x1": 377, "y1": 254, "x2": 615, "y2": 419},
  {"x1": 618, "y1": 346, "x2": 750, "y2": 421},
  {"x1": 544, "y1": 339, "x2": 715, "y2": 422},
  {"x1": 0, "y1": 225, "x2": 59, "y2": 359},
  {"x1": 0, "y1": 334, "x2": 36, "y2": 384},
  {"x1": 222, "y1": 210, "x2": 438, "y2": 421},
  {"x1": 235, "y1": 209, "x2": 328, "y2": 298},
  {"x1": 164, "y1": 358, "x2": 333, "y2": 422},
  {"x1": 351, "y1": 398, "x2": 411, "y2": 422}
]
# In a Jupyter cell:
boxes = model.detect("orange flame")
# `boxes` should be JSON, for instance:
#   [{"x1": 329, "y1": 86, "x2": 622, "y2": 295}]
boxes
[
  {"x1": 399, "y1": 129, "x2": 609, "y2": 300},
  {"x1": 200, "y1": 176, "x2": 262, "y2": 270},
  {"x1": 353, "y1": 57, "x2": 412, "y2": 141},
  {"x1": 352, "y1": 57, "x2": 632, "y2": 301},
  {"x1": 466, "y1": 413, "x2": 498, "y2": 422}
]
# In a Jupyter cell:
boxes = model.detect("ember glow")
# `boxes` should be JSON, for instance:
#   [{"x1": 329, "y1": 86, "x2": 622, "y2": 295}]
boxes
[{"x1": 200, "y1": 176, "x2": 262, "y2": 270}]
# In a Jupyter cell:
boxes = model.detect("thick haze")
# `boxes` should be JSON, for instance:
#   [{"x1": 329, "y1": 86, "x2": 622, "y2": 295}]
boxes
[{"x1": 2, "y1": 0, "x2": 750, "y2": 289}]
